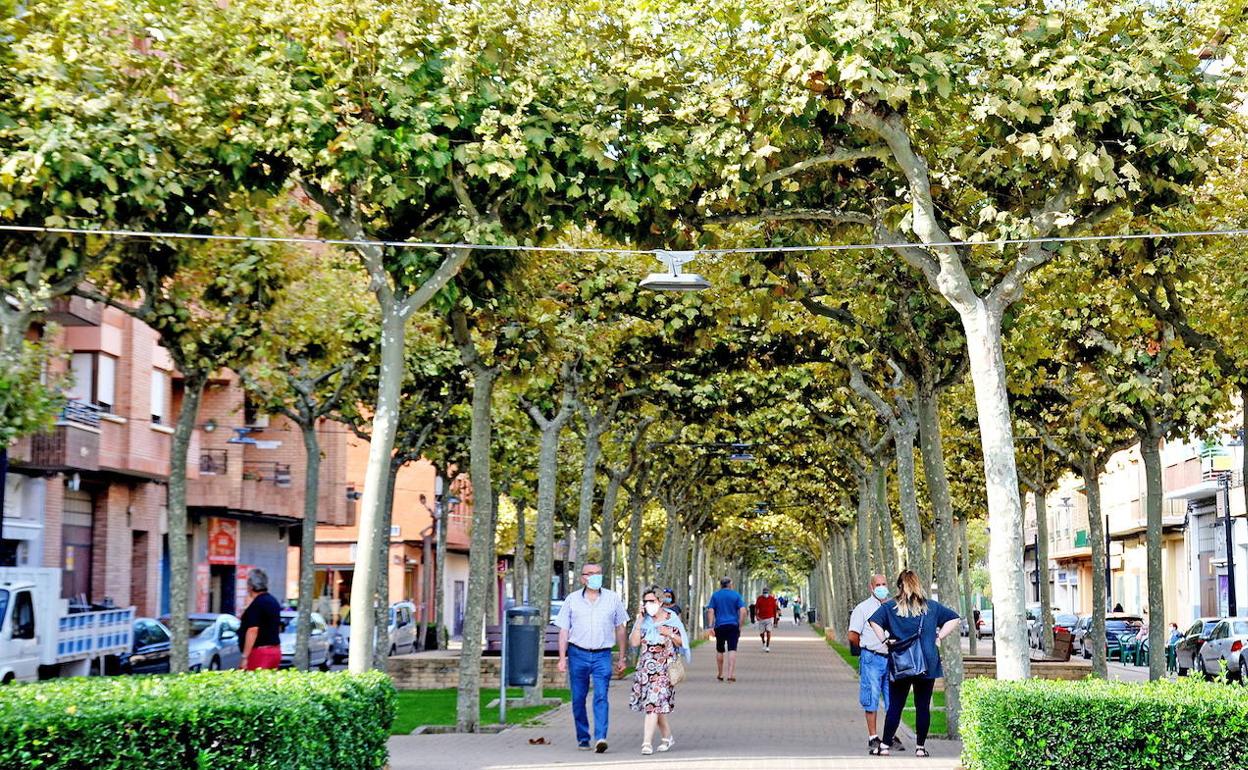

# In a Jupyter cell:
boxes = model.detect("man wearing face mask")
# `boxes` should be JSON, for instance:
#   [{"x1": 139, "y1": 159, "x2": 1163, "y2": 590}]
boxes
[
  {"x1": 848, "y1": 575, "x2": 904, "y2": 755},
  {"x1": 554, "y1": 563, "x2": 629, "y2": 753}
]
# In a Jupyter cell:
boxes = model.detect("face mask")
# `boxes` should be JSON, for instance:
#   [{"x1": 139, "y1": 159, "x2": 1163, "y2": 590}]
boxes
[
  {"x1": 645, "y1": 602, "x2": 661, "y2": 616},
  {"x1": 585, "y1": 574, "x2": 604, "y2": 591},
  {"x1": 873, "y1": 586, "x2": 890, "y2": 601}
]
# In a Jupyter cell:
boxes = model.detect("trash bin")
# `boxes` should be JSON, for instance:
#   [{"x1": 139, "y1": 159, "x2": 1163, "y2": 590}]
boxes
[
  {"x1": 504, "y1": 605, "x2": 542, "y2": 687},
  {"x1": 807, "y1": 609, "x2": 817, "y2": 624}
]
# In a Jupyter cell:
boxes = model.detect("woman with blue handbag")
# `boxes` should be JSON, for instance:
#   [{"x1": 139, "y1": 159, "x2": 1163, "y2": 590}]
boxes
[{"x1": 867, "y1": 570, "x2": 961, "y2": 758}]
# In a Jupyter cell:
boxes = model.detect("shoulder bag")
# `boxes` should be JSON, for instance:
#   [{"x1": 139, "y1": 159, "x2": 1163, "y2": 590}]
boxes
[
  {"x1": 667, "y1": 649, "x2": 686, "y2": 685},
  {"x1": 888, "y1": 612, "x2": 927, "y2": 680}
]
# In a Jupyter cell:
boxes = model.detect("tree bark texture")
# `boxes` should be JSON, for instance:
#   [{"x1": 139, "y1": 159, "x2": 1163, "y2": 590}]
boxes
[
  {"x1": 960, "y1": 515, "x2": 977, "y2": 656},
  {"x1": 167, "y1": 374, "x2": 205, "y2": 673},
  {"x1": 372, "y1": 460, "x2": 400, "y2": 670},
  {"x1": 874, "y1": 464, "x2": 899, "y2": 579},
  {"x1": 626, "y1": 492, "x2": 646, "y2": 610},
  {"x1": 515, "y1": 503, "x2": 530, "y2": 602},
  {"x1": 1081, "y1": 458, "x2": 1108, "y2": 678},
  {"x1": 348, "y1": 308, "x2": 406, "y2": 674},
  {"x1": 455, "y1": 360, "x2": 497, "y2": 732},
  {"x1": 1140, "y1": 428, "x2": 1166, "y2": 681},
  {"x1": 856, "y1": 478, "x2": 875, "y2": 580},
  {"x1": 574, "y1": 402, "x2": 612, "y2": 570},
  {"x1": 295, "y1": 423, "x2": 321, "y2": 671},
  {"x1": 960, "y1": 302, "x2": 1029, "y2": 680},
  {"x1": 600, "y1": 473, "x2": 623, "y2": 586},
  {"x1": 1034, "y1": 490, "x2": 1053, "y2": 654}
]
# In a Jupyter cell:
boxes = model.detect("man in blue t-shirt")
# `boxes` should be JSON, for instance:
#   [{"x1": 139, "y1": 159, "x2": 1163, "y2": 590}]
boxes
[{"x1": 705, "y1": 577, "x2": 747, "y2": 682}]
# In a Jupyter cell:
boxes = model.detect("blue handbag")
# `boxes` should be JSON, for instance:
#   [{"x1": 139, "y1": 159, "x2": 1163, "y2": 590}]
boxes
[{"x1": 888, "y1": 613, "x2": 927, "y2": 680}]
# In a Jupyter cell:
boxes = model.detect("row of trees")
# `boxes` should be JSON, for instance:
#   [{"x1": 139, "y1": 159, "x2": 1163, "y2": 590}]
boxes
[{"x1": 3, "y1": 0, "x2": 1245, "y2": 734}]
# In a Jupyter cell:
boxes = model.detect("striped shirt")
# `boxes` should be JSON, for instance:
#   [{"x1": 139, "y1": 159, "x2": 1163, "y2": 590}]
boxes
[{"x1": 553, "y1": 588, "x2": 628, "y2": 651}]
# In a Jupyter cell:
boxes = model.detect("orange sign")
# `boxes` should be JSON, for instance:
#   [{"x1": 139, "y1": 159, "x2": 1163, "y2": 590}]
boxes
[{"x1": 207, "y1": 517, "x2": 239, "y2": 565}]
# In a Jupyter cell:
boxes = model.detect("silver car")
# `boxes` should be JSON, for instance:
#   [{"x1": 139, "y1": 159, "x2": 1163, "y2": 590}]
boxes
[
  {"x1": 278, "y1": 611, "x2": 332, "y2": 670},
  {"x1": 187, "y1": 613, "x2": 242, "y2": 671},
  {"x1": 1197, "y1": 617, "x2": 1248, "y2": 681},
  {"x1": 331, "y1": 601, "x2": 419, "y2": 663}
]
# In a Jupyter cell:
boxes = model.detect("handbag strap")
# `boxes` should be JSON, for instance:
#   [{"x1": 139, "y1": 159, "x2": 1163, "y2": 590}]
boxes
[{"x1": 892, "y1": 610, "x2": 925, "y2": 652}]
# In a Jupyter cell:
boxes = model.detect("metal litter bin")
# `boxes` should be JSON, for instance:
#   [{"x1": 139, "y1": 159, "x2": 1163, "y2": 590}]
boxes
[{"x1": 500, "y1": 605, "x2": 542, "y2": 723}]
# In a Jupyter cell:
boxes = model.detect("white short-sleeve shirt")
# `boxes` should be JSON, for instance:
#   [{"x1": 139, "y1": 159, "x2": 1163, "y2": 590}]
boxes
[{"x1": 849, "y1": 596, "x2": 890, "y2": 654}]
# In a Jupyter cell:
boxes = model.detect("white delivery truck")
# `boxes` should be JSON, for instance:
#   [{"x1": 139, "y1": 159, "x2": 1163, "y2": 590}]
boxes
[{"x1": 0, "y1": 568, "x2": 134, "y2": 683}]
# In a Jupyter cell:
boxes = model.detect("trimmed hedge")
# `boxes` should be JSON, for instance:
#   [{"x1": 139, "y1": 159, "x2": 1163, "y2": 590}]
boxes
[
  {"x1": 962, "y1": 677, "x2": 1248, "y2": 770},
  {"x1": 0, "y1": 670, "x2": 395, "y2": 769}
]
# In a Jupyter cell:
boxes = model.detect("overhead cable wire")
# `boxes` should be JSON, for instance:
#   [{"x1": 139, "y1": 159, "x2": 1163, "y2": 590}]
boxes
[{"x1": 2, "y1": 222, "x2": 1248, "y2": 256}]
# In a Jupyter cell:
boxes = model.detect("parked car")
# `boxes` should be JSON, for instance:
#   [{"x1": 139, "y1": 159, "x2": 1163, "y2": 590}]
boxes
[
  {"x1": 330, "y1": 601, "x2": 419, "y2": 663},
  {"x1": 1030, "y1": 611, "x2": 1080, "y2": 649},
  {"x1": 1073, "y1": 616, "x2": 1094, "y2": 656},
  {"x1": 1196, "y1": 617, "x2": 1248, "y2": 681},
  {"x1": 1175, "y1": 617, "x2": 1222, "y2": 676},
  {"x1": 1076, "y1": 613, "x2": 1144, "y2": 659},
  {"x1": 976, "y1": 609, "x2": 994, "y2": 639},
  {"x1": 278, "y1": 611, "x2": 331, "y2": 670},
  {"x1": 107, "y1": 617, "x2": 172, "y2": 675},
  {"x1": 186, "y1": 613, "x2": 242, "y2": 672}
]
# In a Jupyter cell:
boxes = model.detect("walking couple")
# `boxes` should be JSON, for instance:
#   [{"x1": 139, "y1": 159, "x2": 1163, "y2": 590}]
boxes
[
  {"x1": 849, "y1": 570, "x2": 961, "y2": 759},
  {"x1": 554, "y1": 563, "x2": 690, "y2": 756}
]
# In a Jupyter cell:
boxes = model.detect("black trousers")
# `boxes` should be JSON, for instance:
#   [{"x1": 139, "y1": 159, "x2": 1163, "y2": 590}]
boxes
[{"x1": 882, "y1": 675, "x2": 935, "y2": 746}]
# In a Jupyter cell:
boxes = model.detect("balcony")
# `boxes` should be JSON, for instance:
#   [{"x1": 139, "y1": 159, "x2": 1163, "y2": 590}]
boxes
[
  {"x1": 46, "y1": 295, "x2": 103, "y2": 327},
  {"x1": 25, "y1": 401, "x2": 101, "y2": 472},
  {"x1": 199, "y1": 448, "x2": 228, "y2": 476},
  {"x1": 242, "y1": 462, "x2": 292, "y2": 487}
]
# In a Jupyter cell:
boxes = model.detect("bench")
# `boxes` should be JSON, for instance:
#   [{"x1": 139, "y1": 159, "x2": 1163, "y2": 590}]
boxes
[{"x1": 483, "y1": 625, "x2": 561, "y2": 656}]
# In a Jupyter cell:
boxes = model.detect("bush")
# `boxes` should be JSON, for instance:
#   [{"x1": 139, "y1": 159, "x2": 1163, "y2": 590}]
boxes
[
  {"x1": 962, "y1": 677, "x2": 1248, "y2": 770},
  {"x1": 0, "y1": 670, "x2": 395, "y2": 769}
]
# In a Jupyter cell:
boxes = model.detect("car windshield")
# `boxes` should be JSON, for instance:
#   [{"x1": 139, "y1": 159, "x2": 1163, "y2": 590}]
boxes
[
  {"x1": 279, "y1": 616, "x2": 298, "y2": 633},
  {"x1": 1202, "y1": 620, "x2": 1219, "y2": 636},
  {"x1": 1054, "y1": 614, "x2": 1078, "y2": 626},
  {"x1": 1105, "y1": 620, "x2": 1134, "y2": 632},
  {"x1": 0, "y1": 589, "x2": 8, "y2": 626},
  {"x1": 188, "y1": 618, "x2": 217, "y2": 636},
  {"x1": 1233, "y1": 621, "x2": 1248, "y2": 635}
]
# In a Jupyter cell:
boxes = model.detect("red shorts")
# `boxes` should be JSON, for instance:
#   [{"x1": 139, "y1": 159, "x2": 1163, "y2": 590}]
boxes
[{"x1": 245, "y1": 645, "x2": 281, "y2": 670}]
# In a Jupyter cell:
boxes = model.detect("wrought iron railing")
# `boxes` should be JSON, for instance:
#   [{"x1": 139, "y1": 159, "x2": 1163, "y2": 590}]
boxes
[
  {"x1": 199, "y1": 448, "x2": 228, "y2": 475},
  {"x1": 59, "y1": 399, "x2": 101, "y2": 428}
]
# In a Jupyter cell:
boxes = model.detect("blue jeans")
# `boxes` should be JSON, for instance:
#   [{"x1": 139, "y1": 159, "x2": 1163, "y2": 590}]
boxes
[
  {"x1": 858, "y1": 649, "x2": 890, "y2": 713},
  {"x1": 568, "y1": 645, "x2": 613, "y2": 744}
]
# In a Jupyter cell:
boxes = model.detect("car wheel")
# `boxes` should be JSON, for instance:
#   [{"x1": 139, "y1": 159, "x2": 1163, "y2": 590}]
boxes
[
  {"x1": 209, "y1": 657, "x2": 220, "y2": 671},
  {"x1": 318, "y1": 655, "x2": 331, "y2": 672}
]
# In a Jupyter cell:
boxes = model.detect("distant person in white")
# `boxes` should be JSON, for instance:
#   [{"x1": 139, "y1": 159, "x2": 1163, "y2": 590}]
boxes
[
  {"x1": 554, "y1": 563, "x2": 629, "y2": 754},
  {"x1": 848, "y1": 574, "x2": 902, "y2": 755}
]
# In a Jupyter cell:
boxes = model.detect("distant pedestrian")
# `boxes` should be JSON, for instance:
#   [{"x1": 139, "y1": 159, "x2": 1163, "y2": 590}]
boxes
[
  {"x1": 1113, "y1": 602, "x2": 1124, "y2": 613},
  {"x1": 629, "y1": 586, "x2": 689, "y2": 755},
  {"x1": 1167, "y1": 622, "x2": 1182, "y2": 646},
  {"x1": 555, "y1": 562, "x2": 629, "y2": 753},
  {"x1": 849, "y1": 574, "x2": 901, "y2": 755},
  {"x1": 793, "y1": 599, "x2": 803, "y2": 625},
  {"x1": 748, "y1": 602, "x2": 757, "y2": 624},
  {"x1": 661, "y1": 588, "x2": 682, "y2": 617},
  {"x1": 754, "y1": 587, "x2": 779, "y2": 652},
  {"x1": 239, "y1": 568, "x2": 282, "y2": 671},
  {"x1": 705, "y1": 577, "x2": 747, "y2": 682},
  {"x1": 868, "y1": 570, "x2": 960, "y2": 758}
]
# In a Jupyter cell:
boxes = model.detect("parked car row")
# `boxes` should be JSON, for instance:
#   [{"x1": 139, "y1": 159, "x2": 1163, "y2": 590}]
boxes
[
  {"x1": 330, "y1": 601, "x2": 418, "y2": 663},
  {"x1": 1175, "y1": 616, "x2": 1248, "y2": 681}
]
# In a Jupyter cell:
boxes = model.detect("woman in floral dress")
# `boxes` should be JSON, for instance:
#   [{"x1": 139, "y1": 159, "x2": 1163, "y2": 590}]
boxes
[{"x1": 629, "y1": 586, "x2": 690, "y2": 755}]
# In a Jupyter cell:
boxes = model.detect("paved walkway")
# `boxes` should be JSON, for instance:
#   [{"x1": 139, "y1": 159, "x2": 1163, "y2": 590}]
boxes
[{"x1": 389, "y1": 622, "x2": 962, "y2": 770}]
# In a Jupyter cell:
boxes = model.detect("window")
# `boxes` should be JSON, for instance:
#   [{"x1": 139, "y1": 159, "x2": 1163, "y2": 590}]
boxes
[
  {"x1": 150, "y1": 370, "x2": 168, "y2": 425},
  {"x1": 12, "y1": 590, "x2": 35, "y2": 639},
  {"x1": 66, "y1": 352, "x2": 117, "y2": 412}
]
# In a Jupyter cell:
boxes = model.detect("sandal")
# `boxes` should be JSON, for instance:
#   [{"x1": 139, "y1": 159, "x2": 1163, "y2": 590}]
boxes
[
  {"x1": 915, "y1": 747, "x2": 929, "y2": 757},
  {"x1": 869, "y1": 744, "x2": 889, "y2": 756},
  {"x1": 658, "y1": 736, "x2": 675, "y2": 752},
  {"x1": 641, "y1": 743, "x2": 653, "y2": 755}
]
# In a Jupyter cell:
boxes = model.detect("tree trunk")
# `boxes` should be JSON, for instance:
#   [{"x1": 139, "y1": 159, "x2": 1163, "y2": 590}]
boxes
[
  {"x1": 515, "y1": 503, "x2": 529, "y2": 602},
  {"x1": 1081, "y1": 457, "x2": 1107, "y2": 678},
  {"x1": 168, "y1": 373, "x2": 205, "y2": 673},
  {"x1": 574, "y1": 412, "x2": 606, "y2": 569},
  {"x1": 960, "y1": 515, "x2": 977, "y2": 656},
  {"x1": 856, "y1": 478, "x2": 875, "y2": 581},
  {"x1": 835, "y1": 526, "x2": 854, "y2": 641},
  {"x1": 627, "y1": 493, "x2": 645, "y2": 610},
  {"x1": 1035, "y1": 490, "x2": 1053, "y2": 654},
  {"x1": 295, "y1": 422, "x2": 321, "y2": 671},
  {"x1": 435, "y1": 473, "x2": 449, "y2": 649},
  {"x1": 893, "y1": 426, "x2": 929, "y2": 582},
  {"x1": 372, "y1": 460, "x2": 400, "y2": 671},
  {"x1": 600, "y1": 473, "x2": 623, "y2": 588},
  {"x1": 348, "y1": 308, "x2": 406, "y2": 674},
  {"x1": 960, "y1": 301, "x2": 1029, "y2": 680},
  {"x1": 874, "y1": 464, "x2": 899, "y2": 579},
  {"x1": 916, "y1": 390, "x2": 961, "y2": 735},
  {"x1": 1140, "y1": 426, "x2": 1166, "y2": 681},
  {"x1": 455, "y1": 361, "x2": 497, "y2": 732}
]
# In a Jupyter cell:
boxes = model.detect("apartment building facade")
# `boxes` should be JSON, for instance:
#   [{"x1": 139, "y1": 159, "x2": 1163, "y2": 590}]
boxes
[{"x1": 1023, "y1": 433, "x2": 1248, "y2": 626}]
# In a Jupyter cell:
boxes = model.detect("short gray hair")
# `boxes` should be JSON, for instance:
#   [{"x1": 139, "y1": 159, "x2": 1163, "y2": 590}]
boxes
[{"x1": 247, "y1": 568, "x2": 269, "y2": 593}]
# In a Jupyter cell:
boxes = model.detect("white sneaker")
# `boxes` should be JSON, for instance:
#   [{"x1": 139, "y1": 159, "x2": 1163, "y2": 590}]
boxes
[{"x1": 765, "y1": 645, "x2": 771, "y2": 652}]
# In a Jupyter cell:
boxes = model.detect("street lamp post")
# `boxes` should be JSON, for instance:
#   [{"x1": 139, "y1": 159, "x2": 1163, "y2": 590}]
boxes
[{"x1": 1220, "y1": 471, "x2": 1238, "y2": 617}]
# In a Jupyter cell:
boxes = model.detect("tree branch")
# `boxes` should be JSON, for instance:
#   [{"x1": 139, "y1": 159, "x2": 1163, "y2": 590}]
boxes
[{"x1": 759, "y1": 148, "x2": 888, "y2": 186}]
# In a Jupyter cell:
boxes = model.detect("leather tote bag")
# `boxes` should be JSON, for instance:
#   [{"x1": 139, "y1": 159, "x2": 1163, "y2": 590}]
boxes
[{"x1": 888, "y1": 613, "x2": 927, "y2": 680}]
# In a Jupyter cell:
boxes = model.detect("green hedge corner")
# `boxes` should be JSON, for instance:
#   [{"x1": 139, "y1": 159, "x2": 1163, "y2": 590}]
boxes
[
  {"x1": 0, "y1": 670, "x2": 395, "y2": 770},
  {"x1": 961, "y1": 677, "x2": 1248, "y2": 770}
]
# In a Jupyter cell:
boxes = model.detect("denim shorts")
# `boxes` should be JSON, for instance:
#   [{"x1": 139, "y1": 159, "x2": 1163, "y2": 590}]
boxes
[{"x1": 858, "y1": 649, "x2": 890, "y2": 712}]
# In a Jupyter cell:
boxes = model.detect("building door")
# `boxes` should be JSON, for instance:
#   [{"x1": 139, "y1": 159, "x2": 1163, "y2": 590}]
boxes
[
  {"x1": 453, "y1": 580, "x2": 466, "y2": 637},
  {"x1": 209, "y1": 564, "x2": 236, "y2": 616},
  {"x1": 61, "y1": 490, "x2": 94, "y2": 602}
]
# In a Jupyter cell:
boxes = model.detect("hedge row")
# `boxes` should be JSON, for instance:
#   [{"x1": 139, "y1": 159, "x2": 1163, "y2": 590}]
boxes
[
  {"x1": 962, "y1": 676, "x2": 1248, "y2": 770},
  {"x1": 0, "y1": 670, "x2": 395, "y2": 769}
]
